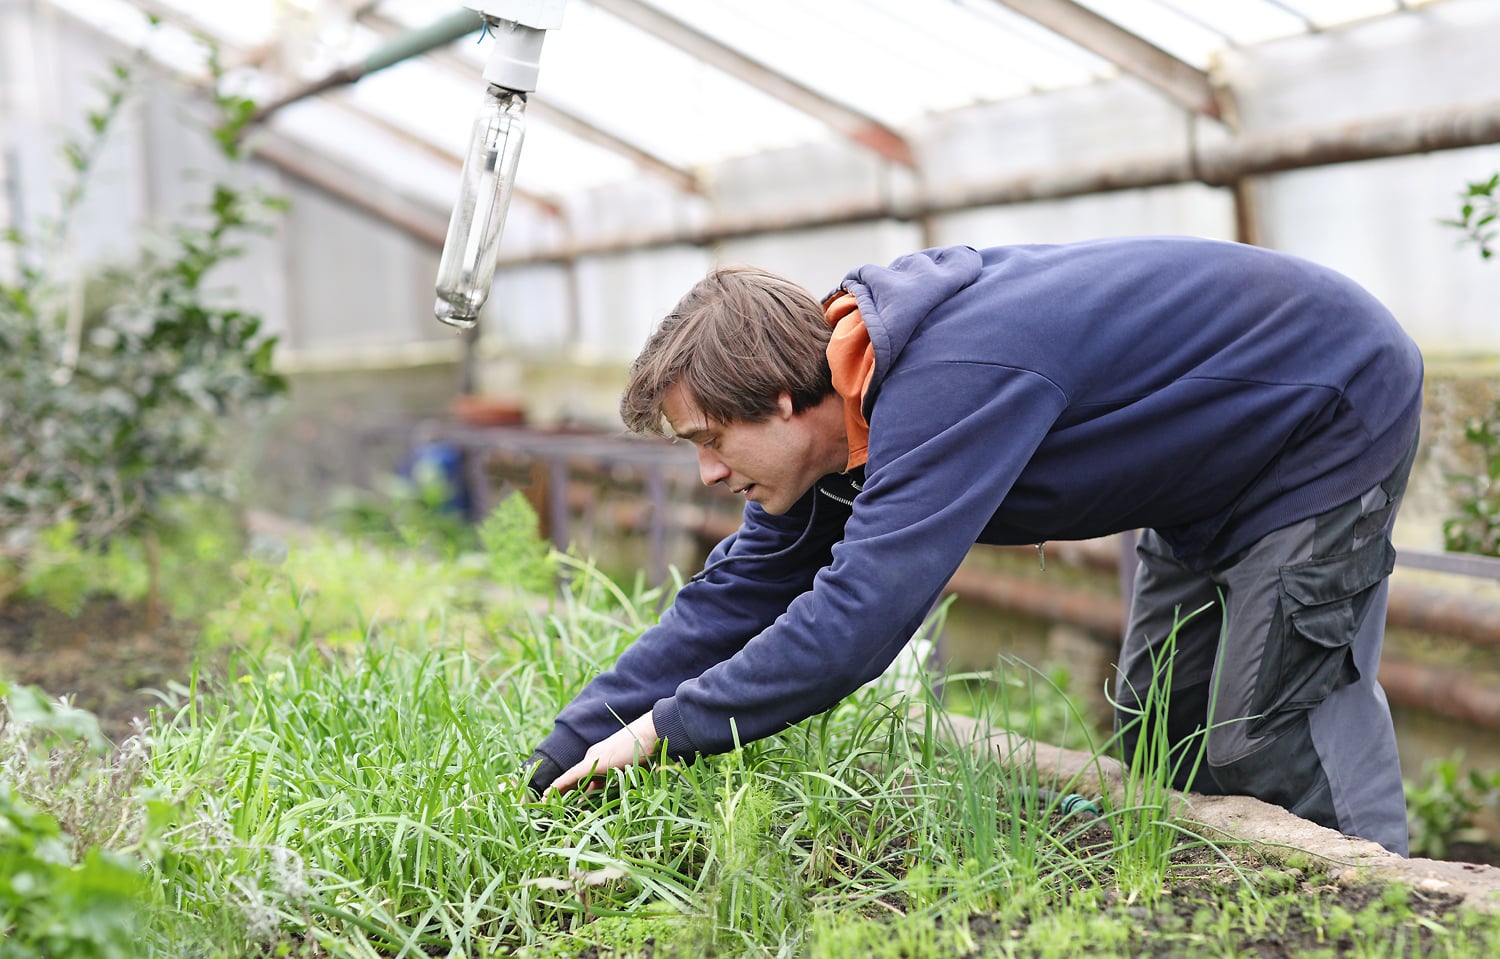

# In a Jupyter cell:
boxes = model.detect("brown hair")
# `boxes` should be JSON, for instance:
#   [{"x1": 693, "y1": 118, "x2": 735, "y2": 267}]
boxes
[{"x1": 620, "y1": 266, "x2": 835, "y2": 435}]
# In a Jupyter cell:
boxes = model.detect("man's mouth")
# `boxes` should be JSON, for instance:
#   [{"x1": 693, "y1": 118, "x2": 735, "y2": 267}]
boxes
[{"x1": 733, "y1": 483, "x2": 754, "y2": 497}]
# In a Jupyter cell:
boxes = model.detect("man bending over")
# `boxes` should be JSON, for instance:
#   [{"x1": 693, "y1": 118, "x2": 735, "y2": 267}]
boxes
[{"x1": 524, "y1": 236, "x2": 1423, "y2": 856}]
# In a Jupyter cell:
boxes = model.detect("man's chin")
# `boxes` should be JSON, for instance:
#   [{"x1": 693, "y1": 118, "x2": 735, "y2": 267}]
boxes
[{"x1": 756, "y1": 485, "x2": 818, "y2": 516}]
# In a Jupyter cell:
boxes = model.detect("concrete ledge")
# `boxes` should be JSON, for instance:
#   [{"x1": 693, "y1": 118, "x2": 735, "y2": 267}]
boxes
[{"x1": 931, "y1": 710, "x2": 1500, "y2": 912}]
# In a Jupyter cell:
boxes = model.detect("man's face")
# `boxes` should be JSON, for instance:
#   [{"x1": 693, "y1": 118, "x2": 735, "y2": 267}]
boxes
[{"x1": 662, "y1": 385, "x2": 839, "y2": 516}]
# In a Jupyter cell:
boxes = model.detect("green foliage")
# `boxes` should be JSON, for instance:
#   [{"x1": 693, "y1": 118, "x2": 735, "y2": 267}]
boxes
[
  {"x1": 1107, "y1": 602, "x2": 1221, "y2": 894},
  {"x1": 7, "y1": 501, "x2": 246, "y2": 621},
  {"x1": 476, "y1": 492, "x2": 555, "y2": 594},
  {"x1": 328, "y1": 464, "x2": 478, "y2": 557},
  {"x1": 1442, "y1": 398, "x2": 1500, "y2": 557},
  {"x1": 804, "y1": 906, "x2": 977, "y2": 959},
  {"x1": 330, "y1": 463, "x2": 558, "y2": 597},
  {"x1": 205, "y1": 492, "x2": 556, "y2": 651},
  {"x1": 942, "y1": 660, "x2": 1092, "y2": 753},
  {"x1": 0, "y1": 785, "x2": 147, "y2": 959},
  {"x1": 6, "y1": 515, "x2": 1497, "y2": 956},
  {"x1": 1405, "y1": 751, "x2": 1500, "y2": 860},
  {"x1": 0, "y1": 45, "x2": 285, "y2": 566},
  {"x1": 700, "y1": 775, "x2": 806, "y2": 954},
  {"x1": 0, "y1": 683, "x2": 153, "y2": 958},
  {"x1": 1443, "y1": 172, "x2": 1500, "y2": 260}
]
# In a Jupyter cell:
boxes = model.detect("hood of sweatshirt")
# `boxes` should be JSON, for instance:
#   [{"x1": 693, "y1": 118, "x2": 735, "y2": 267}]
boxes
[{"x1": 830, "y1": 245, "x2": 983, "y2": 418}]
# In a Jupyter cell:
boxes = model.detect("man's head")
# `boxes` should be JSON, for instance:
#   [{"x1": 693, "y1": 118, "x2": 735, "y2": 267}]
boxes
[
  {"x1": 621, "y1": 266, "x2": 848, "y2": 514},
  {"x1": 620, "y1": 266, "x2": 836, "y2": 436}
]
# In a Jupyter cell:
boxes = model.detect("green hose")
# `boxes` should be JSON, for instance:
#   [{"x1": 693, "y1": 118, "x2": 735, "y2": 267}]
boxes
[{"x1": 1030, "y1": 786, "x2": 1103, "y2": 820}]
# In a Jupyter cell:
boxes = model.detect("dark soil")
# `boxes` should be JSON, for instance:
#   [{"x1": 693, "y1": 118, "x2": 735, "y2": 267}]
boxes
[
  {"x1": 565, "y1": 875, "x2": 1482, "y2": 959},
  {"x1": 1447, "y1": 840, "x2": 1500, "y2": 867},
  {"x1": 964, "y1": 878, "x2": 1473, "y2": 958},
  {"x1": 0, "y1": 596, "x2": 201, "y2": 743}
]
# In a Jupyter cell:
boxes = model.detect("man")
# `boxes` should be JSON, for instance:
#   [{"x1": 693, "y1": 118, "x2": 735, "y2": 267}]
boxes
[{"x1": 524, "y1": 236, "x2": 1423, "y2": 856}]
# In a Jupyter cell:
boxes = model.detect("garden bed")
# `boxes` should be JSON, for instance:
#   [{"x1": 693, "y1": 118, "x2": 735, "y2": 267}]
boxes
[{"x1": 6, "y1": 521, "x2": 1500, "y2": 957}]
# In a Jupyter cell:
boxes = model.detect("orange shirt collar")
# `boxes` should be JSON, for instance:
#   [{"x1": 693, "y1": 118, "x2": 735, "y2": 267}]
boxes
[{"x1": 822, "y1": 291, "x2": 874, "y2": 471}]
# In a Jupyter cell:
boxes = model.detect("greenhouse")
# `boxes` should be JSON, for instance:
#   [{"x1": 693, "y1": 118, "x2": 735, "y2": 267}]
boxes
[{"x1": 4, "y1": 0, "x2": 1500, "y2": 955}]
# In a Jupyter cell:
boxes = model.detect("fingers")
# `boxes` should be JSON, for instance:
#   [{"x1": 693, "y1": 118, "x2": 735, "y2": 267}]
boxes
[
  {"x1": 551, "y1": 757, "x2": 603, "y2": 794},
  {"x1": 538, "y1": 713, "x2": 661, "y2": 796}
]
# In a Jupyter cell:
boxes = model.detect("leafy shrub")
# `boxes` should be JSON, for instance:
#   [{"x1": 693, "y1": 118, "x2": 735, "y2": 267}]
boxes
[
  {"x1": 1406, "y1": 751, "x2": 1500, "y2": 860},
  {"x1": 0, "y1": 49, "x2": 285, "y2": 570},
  {"x1": 0, "y1": 785, "x2": 148, "y2": 959},
  {"x1": 1443, "y1": 172, "x2": 1499, "y2": 260},
  {"x1": 1439, "y1": 172, "x2": 1500, "y2": 555},
  {"x1": 1442, "y1": 399, "x2": 1500, "y2": 557}
]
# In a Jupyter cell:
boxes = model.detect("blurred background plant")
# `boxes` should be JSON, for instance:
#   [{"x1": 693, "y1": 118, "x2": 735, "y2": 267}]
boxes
[
  {"x1": 1437, "y1": 171, "x2": 1500, "y2": 558},
  {"x1": 1405, "y1": 751, "x2": 1500, "y2": 861},
  {"x1": 1444, "y1": 172, "x2": 1499, "y2": 261},
  {"x1": 1441, "y1": 401, "x2": 1500, "y2": 557},
  {"x1": 327, "y1": 444, "x2": 478, "y2": 557},
  {"x1": 0, "y1": 680, "x2": 157, "y2": 958},
  {"x1": 0, "y1": 39, "x2": 286, "y2": 619}
]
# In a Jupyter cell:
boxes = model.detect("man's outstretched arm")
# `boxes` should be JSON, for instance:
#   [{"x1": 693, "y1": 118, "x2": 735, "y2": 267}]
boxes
[{"x1": 524, "y1": 486, "x2": 847, "y2": 792}]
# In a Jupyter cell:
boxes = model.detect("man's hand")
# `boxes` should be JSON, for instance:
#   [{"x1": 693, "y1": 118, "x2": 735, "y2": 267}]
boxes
[{"x1": 551, "y1": 712, "x2": 659, "y2": 793}]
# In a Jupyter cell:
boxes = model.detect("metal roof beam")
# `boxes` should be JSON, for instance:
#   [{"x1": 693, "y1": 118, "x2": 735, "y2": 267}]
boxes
[
  {"x1": 331, "y1": 99, "x2": 567, "y2": 219},
  {"x1": 491, "y1": 96, "x2": 1500, "y2": 265},
  {"x1": 585, "y1": 0, "x2": 916, "y2": 168},
  {"x1": 254, "y1": 133, "x2": 450, "y2": 248},
  {"x1": 988, "y1": 0, "x2": 1223, "y2": 120}
]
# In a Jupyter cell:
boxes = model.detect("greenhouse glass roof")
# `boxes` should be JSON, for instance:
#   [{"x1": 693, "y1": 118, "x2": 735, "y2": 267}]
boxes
[{"x1": 38, "y1": 0, "x2": 1436, "y2": 200}]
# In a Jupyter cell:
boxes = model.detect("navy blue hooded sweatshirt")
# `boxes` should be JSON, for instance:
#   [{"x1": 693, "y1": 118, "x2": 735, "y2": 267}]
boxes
[{"x1": 527, "y1": 236, "x2": 1424, "y2": 789}]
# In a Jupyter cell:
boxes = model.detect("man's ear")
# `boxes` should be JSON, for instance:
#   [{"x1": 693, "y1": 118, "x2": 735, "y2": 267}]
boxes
[{"x1": 775, "y1": 392, "x2": 796, "y2": 420}]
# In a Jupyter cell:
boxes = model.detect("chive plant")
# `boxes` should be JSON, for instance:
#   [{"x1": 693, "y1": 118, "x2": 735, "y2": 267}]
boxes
[{"x1": 1102, "y1": 601, "x2": 1258, "y2": 899}]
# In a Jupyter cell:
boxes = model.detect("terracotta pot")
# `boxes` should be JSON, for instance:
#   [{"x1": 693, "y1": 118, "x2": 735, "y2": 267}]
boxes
[{"x1": 450, "y1": 395, "x2": 526, "y2": 427}]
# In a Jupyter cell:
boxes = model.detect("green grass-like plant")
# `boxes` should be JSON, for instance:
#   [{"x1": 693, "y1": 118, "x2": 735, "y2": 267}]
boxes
[{"x1": 10, "y1": 510, "x2": 1500, "y2": 956}]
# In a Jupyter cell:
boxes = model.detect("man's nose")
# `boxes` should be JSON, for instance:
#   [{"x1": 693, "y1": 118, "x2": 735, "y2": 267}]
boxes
[{"x1": 697, "y1": 446, "x2": 730, "y2": 486}]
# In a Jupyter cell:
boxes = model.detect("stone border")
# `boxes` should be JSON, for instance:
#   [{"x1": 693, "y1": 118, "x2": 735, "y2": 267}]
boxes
[{"x1": 932, "y1": 711, "x2": 1500, "y2": 912}]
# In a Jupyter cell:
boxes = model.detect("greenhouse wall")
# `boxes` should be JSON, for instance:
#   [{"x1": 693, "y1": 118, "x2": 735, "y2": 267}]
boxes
[{"x1": 2, "y1": 0, "x2": 1498, "y2": 506}]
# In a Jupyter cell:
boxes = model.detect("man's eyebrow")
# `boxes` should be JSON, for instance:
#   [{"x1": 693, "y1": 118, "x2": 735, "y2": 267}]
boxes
[{"x1": 673, "y1": 425, "x2": 713, "y2": 444}]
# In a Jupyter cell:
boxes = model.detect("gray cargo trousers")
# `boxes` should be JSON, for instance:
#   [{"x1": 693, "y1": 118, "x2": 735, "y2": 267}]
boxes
[{"x1": 1115, "y1": 436, "x2": 1418, "y2": 856}]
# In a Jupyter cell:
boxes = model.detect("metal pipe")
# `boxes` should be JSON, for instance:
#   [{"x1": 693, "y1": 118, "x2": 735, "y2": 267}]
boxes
[
  {"x1": 355, "y1": 11, "x2": 701, "y2": 194},
  {"x1": 943, "y1": 560, "x2": 1500, "y2": 729},
  {"x1": 494, "y1": 97, "x2": 1500, "y2": 266},
  {"x1": 250, "y1": 135, "x2": 449, "y2": 246},
  {"x1": 248, "y1": 9, "x2": 484, "y2": 125},
  {"x1": 1378, "y1": 657, "x2": 1500, "y2": 730}
]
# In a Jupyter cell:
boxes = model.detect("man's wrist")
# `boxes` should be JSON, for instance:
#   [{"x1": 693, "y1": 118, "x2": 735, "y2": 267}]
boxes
[{"x1": 630, "y1": 712, "x2": 659, "y2": 754}]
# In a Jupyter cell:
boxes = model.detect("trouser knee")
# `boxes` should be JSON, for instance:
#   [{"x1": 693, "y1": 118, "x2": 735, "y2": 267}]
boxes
[{"x1": 1206, "y1": 718, "x2": 1340, "y2": 833}]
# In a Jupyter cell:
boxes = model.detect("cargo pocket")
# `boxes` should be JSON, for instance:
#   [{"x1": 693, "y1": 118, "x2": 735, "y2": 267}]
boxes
[{"x1": 1248, "y1": 535, "x2": 1395, "y2": 734}]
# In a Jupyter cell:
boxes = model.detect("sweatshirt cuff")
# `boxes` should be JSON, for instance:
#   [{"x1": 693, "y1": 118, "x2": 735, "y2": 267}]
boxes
[
  {"x1": 525, "y1": 725, "x2": 590, "y2": 794},
  {"x1": 651, "y1": 700, "x2": 699, "y2": 760},
  {"x1": 522, "y1": 752, "x2": 564, "y2": 795}
]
